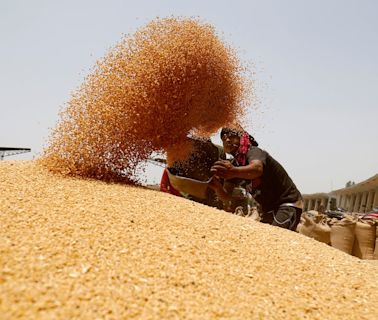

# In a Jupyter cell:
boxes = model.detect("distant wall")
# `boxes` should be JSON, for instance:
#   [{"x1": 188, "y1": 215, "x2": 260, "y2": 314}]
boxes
[{"x1": 303, "y1": 174, "x2": 378, "y2": 213}]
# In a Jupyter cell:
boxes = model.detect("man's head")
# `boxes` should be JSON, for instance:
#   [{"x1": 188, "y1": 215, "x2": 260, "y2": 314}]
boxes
[
  {"x1": 220, "y1": 127, "x2": 258, "y2": 155},
  {"x1": 220, "y1": 128, "x2": 242, "y2": 155}
]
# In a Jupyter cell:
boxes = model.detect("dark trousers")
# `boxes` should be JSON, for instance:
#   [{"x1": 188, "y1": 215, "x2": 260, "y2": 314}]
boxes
[{"x1": 261, "y1": 206, "x2": 302, "y2": 231}]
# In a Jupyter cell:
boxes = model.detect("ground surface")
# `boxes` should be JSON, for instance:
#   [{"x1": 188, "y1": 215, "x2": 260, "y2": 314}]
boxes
[{"x1": 1, "y1": 161, "x2": 378, "y2": 319}]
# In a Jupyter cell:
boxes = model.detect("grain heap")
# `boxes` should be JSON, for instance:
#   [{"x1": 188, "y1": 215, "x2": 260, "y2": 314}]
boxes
[
  {"x1": 41, "y1": 17, "x2": 250, "y2": 182},
  {"x1": 1, "y1": 161, "x2": 378, "y2": 319},
  {"x1": 297, "y1": 211, "x2": 378, "y2": 259}
]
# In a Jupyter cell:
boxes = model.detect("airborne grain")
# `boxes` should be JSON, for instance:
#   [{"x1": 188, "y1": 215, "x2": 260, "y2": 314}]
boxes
[{"x1": 41, "y1": 18, "x2": 251, "y2": 182}]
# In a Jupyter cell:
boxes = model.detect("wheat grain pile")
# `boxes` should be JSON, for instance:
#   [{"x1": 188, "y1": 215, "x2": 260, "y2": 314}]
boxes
[
  {"x1": 1, "y1": 160, "x2": 378, "y2": 319},
  {"x1": 41, "y1": 17, "x2": 250, "y2": 182}
]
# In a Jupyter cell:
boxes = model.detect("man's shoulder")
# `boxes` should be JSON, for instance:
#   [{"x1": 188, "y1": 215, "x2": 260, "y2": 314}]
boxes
[{"x1": 247, "y1": 146, "x2": 267, "y2": 159}]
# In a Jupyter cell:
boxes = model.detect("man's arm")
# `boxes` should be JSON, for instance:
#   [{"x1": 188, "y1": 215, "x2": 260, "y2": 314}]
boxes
[
  {"x1": 209, "y1": 178, "x2": 250, "y2": 212},
  {"x1": 210, "y1": 159, "x2": 263, "y2": 180},
  {"x1": 208, "y1": 177, "x2": 233, "y2": 203}
]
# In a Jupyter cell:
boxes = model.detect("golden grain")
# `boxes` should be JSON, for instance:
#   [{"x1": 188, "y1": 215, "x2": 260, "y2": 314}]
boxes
[
  {"x1": 1, "y1": 161, "x2": 378, "y2": 319},
  {"x1": 40, "y1": 18, "x2": 250, "y2": 182}
]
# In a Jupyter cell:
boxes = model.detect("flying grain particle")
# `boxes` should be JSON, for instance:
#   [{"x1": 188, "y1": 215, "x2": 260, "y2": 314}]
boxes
[{"x1": 40, "y1": 17, "x2": 252, "y2": 183}]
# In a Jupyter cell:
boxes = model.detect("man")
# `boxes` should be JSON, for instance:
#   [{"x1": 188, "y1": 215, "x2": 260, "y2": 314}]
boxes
[{"x1": 210, "y1": 127, "x2": 302, "y2": 231}]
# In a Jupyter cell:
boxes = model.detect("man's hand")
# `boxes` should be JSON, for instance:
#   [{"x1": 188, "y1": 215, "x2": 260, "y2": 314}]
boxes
[
  {"x1": 208, "y1": 176, "x2": 223, "y2": 192},
  {"x1": 208, "y1": 176, "x2": 232, "y2": 203},
  {"x1": 210, "y1": 160, "x2": 237, "y2": 180}
]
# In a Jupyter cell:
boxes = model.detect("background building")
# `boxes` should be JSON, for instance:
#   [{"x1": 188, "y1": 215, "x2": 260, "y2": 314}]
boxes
[{"x1": 303, "y1": 174, "x2": 378, "y2": 213}]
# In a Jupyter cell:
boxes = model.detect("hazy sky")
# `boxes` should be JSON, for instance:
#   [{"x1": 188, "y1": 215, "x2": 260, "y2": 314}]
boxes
[{"x1": 1, "y1": 0, "x2": 377, "y2": 193}]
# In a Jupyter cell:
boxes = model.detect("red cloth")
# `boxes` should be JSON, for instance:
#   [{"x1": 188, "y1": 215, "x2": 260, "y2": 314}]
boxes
[
  {"x1": 235, "y1": 132, "x2": 251, "y2": 166},
  {"x1": 160, "y1": 169, "x2": 181, "y2": 196},
  {"x1": 235, "y1": 132, "x2": 262, "y2": 190}
]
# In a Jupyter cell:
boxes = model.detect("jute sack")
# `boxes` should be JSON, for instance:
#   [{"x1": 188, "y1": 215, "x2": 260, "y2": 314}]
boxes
[
  {"x1": 296, "y1": 211, "x2": 318, "y2": 232},
  {"x1": 352, "y1": 219, "x2": 376, "y2": 259},
  {"x1": 307, "y1": 210, "x2": 319, "y2": 217},
  {"x1": 297, "y1": 213, "x2": 331, "y2": 245},
  {"x1": 330, "y1": 217, "x2": 356, "y2": 255},
  {"x1": 373, "y1": 224, "x2": 378, "y2": 260}
]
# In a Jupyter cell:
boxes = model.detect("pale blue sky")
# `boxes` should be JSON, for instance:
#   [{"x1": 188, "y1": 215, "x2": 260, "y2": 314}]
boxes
[{"x1": 1, "y1": 0, "x2": 377, "y2": 193}]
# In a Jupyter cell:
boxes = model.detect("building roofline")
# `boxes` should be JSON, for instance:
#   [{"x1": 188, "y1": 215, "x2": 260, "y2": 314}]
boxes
[{"x1": 331, "y1": 173, "x2": 378, "y2": 194}]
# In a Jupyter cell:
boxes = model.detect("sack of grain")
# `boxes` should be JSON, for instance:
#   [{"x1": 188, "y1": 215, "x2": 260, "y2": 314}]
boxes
[
  {"x1": 330, "y1": 217, "x2": 356, "y2": 255},
  {"x1": 307, "y1": 210, "x2": 319, "y2": 217},
  {"x1": 247, "y1": 207, "x2": 261, "y2": 222},
  {"x1": 297, "y1": 212, "x2": 331, "y2": 245},
  {"x1": 372, "y1": 224, "x2": 378, "y2": 260},
  {"x1": 352, "y1": 219, "x2": 376, "y2": 259}
]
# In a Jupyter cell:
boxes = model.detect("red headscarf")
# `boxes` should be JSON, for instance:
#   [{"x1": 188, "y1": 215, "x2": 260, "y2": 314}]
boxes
[
  {"x1": 235, "y1": 132, "x2": 262, "y2": 190},
  {"x1": 235, "y1": 132, "x2": 251, "y2": 166}
]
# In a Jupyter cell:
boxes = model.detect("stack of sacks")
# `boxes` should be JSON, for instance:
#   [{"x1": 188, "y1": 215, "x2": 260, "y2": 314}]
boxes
[
  {"x1": 297, "y1": 212, "x2": 378, "y2": 260},
  {"x1": 296, "y1": 212, "x2": 331, "y2": 245}
]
